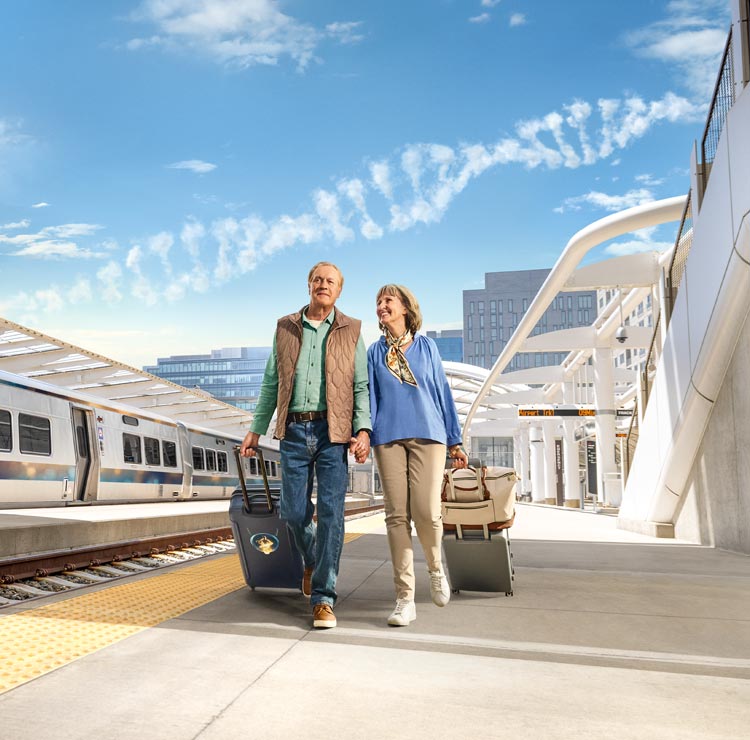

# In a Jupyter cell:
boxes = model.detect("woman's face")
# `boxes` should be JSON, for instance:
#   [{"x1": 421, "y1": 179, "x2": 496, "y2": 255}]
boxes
[{"x1": 377, "y1": 292, "x2": 408, "y2": 331}]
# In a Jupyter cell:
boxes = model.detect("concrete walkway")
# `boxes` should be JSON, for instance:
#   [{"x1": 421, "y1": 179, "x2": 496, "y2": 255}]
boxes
[{"x1": 1, "y1": 503, "x2": 748, "y2": 739}]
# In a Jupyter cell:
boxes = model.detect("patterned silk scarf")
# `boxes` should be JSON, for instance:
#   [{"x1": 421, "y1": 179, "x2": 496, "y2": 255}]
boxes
[{"x1": 385, "y1": 330, "x2": 418, "y2": 386}]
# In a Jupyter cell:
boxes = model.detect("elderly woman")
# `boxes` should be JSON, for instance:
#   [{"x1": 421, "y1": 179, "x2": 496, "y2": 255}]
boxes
[{"x1": 367, "y1": 284, "x2": 468, "y2": 626}]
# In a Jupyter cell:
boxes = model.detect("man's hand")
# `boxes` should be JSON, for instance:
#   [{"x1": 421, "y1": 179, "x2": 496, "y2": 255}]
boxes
[
  {"x1": 240, "y1": 431, "x2": 260, "y2": 457},
  {"x1": 349, "y1": 430, "x2": 370, "y2": 464}
]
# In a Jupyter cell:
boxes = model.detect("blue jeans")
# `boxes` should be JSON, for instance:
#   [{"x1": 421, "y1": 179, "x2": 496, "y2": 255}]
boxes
[{"x1": 280, "y1": 419, "x2": 348, "y2": 606}]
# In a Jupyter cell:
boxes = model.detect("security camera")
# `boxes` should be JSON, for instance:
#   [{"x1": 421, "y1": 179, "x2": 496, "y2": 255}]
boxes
[{"x1": 615, "y1": 325, "x2": 628, "y2": 344}]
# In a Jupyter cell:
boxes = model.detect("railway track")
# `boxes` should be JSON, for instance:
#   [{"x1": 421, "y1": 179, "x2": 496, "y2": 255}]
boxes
[{"x1": 0, "y1": 503, "x2": 383, "y2": 608}]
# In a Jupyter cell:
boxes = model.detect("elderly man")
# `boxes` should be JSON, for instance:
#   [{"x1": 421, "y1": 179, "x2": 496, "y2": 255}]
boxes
[{"x1": 240, "y1": 262, "x2": 371, "y2": 629}]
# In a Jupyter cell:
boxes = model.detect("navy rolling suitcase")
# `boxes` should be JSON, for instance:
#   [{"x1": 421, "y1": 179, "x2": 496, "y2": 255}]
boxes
[{"x1": 229, "y1": 446, "x2": 304, "y2": 591}]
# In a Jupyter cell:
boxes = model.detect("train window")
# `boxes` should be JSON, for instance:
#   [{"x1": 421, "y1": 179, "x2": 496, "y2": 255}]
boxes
[
  {"x1": 271, "y1": 461, "x2": 278, "y2": 478},
  {"x1": 19, "y1": 413, "x2": 51, "y2": 455},
  {"x1": 122, "y1": 415, "x2": 139, "y2": 426},
  {"x1": 192, "y1": 446, "x2": 205, "y2": 471},
  {"x1": 144, "y1": 437, "x2": 161, "y2": 466},
  {"x1": 123, "y1": 433, "x2": 142, "y2": 464},
  {"x1": 264, "y1": 460, "x2": 273, "y2": 477},
  {"x1": 206, "y1": 449, "x2": 217, "y2": 471},
  {"x1": 249, "y1": 457, "x2": 259, "y2": 476},
  {"x1": 0, "y1": 409, "x2": 11, "y2": 451},
  {"x1": 162, "y1": 441, "x2": 177, "y2": 468},
  {"x1": 217, "y1": 451, "x2": 228, "y2": 472}
]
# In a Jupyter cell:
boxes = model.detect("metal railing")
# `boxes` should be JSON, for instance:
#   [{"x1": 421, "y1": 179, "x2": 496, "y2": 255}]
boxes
[
  {"x1": 701, "y1": 29, "x2": 735, "y2": 188},
  {"x1": 665, "y1": 191, "x2": 694, "y2": 319},
  {"x1": 641, "y1": 311, "x2": 662, "y2": 409},
  {"x1": 625, "y1": 399, "x2": 639, "y2": 482}
]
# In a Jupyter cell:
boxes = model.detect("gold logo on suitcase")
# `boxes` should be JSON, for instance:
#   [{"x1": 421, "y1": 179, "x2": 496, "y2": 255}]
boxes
[{"x1": 250, "y1": 532, "x2": 279, "y2": 555}]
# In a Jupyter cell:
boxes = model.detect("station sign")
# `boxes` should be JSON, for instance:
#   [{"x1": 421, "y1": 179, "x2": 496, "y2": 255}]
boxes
[
  {"x1": 518, "y1": 408, "x2": 596, "y2": 417},
  {"x1": 616, "y1": 409, "x2": 634, "y2": 417}
]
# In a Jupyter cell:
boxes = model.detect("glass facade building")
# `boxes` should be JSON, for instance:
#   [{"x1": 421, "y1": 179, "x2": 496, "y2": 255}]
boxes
[
  {"x1": 425, "y1": 329, "x2": 464, "y2": 362},
  {"x1": 144, "y1": 346, "x2": 272, "y2": 411}
]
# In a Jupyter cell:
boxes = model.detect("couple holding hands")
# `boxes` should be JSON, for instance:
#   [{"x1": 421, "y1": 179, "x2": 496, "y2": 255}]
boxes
[{"x1": 240, "y1": 261, "x2": 468, "y2": 629}]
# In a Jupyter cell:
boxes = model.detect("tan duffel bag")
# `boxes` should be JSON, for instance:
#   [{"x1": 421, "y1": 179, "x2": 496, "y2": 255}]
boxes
[{"x1": 441, "y1": 466, "x2": 517, "y2": 534}]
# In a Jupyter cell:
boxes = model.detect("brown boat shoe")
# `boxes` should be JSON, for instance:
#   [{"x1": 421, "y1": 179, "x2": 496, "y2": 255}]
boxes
[{"x1": 312, "y1": 603, "x2": 336, "y2": 629}]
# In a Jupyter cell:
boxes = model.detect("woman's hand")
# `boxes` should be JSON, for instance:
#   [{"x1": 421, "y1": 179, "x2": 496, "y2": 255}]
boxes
[{"x1": 448, "y1": 445, "x2": 468, "y2": 469}]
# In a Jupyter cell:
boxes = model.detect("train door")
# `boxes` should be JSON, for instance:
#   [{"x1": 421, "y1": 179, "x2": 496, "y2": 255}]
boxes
[
  {"x1": 71, "y1": 406, "x2": 100, "y2": 501},
  {"x1": 177, "y1": 422, "x2": 193, "y2": 498}
]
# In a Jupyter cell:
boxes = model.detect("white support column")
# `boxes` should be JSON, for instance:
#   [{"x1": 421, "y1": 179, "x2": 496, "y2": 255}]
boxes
[
  {"x1": 542, "y1": 419, "x2": 558, "y2": 505},
  {"x1": 562, "y1": 382, "x2": 581, "y2": 507},
  {"x1": 519, "y1": 423, "x2": 531, "y2": 500},
  {"x1": 593, "y1": 347, "x2": 618, "y2": 506},
  {"x1": 529, "y1": 424, "x2": 545, "y2": 503}
]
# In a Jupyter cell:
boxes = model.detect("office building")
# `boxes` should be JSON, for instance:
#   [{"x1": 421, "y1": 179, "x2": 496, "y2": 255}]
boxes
[
  {"x1": 144, "y1": 346, "x2": 271, "y2": 411},
  {"x1": 463, "y1": 268, "x2": 598, "y2": 371},
  {"x1": 425, "y1": 329, "x2": 463, "y2": 362}
]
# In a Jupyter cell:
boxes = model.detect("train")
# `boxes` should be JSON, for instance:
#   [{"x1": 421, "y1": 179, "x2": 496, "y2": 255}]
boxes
[{"x1": 0, "y1": 368, "x2": 279, "y2": 507}]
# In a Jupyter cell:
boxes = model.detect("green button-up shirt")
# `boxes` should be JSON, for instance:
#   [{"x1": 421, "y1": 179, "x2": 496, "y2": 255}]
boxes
[{"x1": 249, "y1": 308, "x2": 371, "y2": 436}]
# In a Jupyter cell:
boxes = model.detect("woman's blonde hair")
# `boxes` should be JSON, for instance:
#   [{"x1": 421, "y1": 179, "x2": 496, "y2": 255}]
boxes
[{"x1": 376, "y1": 284, "x2": 423, "y2": 334}]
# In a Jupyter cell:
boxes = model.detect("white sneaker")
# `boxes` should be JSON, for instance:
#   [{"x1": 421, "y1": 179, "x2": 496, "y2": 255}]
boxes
[
  {"x1": 387, "y1": 599, "x2": 416, "y2": 626},
  {"x1": 429, "y1": 569, "x2": 451, "y2": 607}
]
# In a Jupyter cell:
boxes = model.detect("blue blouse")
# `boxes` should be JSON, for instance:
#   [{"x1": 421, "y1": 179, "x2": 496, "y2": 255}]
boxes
[{"x1": 367, "y1": 334, "x2": 463, "y2": 447}]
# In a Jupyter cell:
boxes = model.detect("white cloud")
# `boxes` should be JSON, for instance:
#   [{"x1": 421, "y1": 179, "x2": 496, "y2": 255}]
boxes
[
  {"x1": 180, "y1": 218, "x2": 205, "y2": 258},
  {"x1": 556, "y1": 188, "x2": 656, "y2": 214},
  {"x1": 167, "y1": 159, "x2": 217, "y2": 174},
  {"x1": 0, "y1": 118, "x2": 32, "y2": 148},
  {"x1": 481, "y1": 0, "x2": 501, "y2": 6},
  {"x1": 32, "y1": 202, "x2": 49, "y2": 208},
  {"x1": 635, "y1": 173, "x2": 665, "y2": 187},
  {"x1": 1, "y1": 219, "x2": 30, "y2": 229},
  {"x1": 0, "y1": 223, "x2": 106, "y2": 259},
  {"x1": 129, "y1": 0, "x2": 358, "y2": 71},
  {"x1": 147, "y1": 231, "x2": 174, "y2": 274},
  {"x1": 18, "y1": 90, "x2": 699, "y2": 313},
  {"x1": 9, "y1": 240, "x2": 103, "y2": 259},
  {"x1": 624, "y1": 0, "x2": 731, "y2": 96},
  {"x1": 509, "y1": 13, "x2": 526, "y2": 27},
  {"x1": 69, "y1": 277, "x2": 93, "y2": 304},
  {"x1": 97, "y1": 261, "x2": 124, "y2": 303},
  {"x1": 326, "y1": 21, "x2": 364, "y2": 45},
  {"x1": 469, "y1": 14, "x2": 491, "y2": 24}
]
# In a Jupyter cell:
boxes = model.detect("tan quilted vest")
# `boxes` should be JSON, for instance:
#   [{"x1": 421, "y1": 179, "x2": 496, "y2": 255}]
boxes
[{"x1": 273, "y1": 306, "x2": 361, "y2": 443}]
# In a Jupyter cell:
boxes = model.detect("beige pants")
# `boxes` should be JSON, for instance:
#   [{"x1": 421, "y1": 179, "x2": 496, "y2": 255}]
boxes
[{"x1": 374, "y1": 439, "x2": 446, "y2": 601}]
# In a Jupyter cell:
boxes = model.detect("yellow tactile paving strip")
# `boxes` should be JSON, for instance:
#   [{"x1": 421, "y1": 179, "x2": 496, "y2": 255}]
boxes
[{"x1": 1, "y1": 529, "x2": 369, "y2": 695}]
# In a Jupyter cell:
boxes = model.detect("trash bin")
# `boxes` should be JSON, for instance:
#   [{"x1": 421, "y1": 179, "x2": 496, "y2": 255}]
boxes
[{"x1": 602, "y1": 472, "x2": 622, "y2": 507}]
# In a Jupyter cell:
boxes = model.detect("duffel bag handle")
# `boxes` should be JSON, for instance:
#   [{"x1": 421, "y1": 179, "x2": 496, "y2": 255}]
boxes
[{"x1": 442, "y1": 466, "x2": 488, "y2": 502}]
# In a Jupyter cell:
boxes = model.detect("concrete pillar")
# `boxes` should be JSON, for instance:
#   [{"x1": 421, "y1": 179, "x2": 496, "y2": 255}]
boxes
[
  {"x1": 562, "y1": 382, "x2": 581, "y2": 507},
  {"x1": 542, "y1": 419, "x2": 558, "y2": 505},
  {"x1": 529, "y1": 424, "x2": 545, "y2": 503},
  {"x1": 593, "y1": 347, "x2": 618, "y2": 506}
]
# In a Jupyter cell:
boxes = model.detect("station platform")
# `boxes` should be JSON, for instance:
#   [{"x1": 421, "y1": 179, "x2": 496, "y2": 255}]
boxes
[
  {"x1": 1, "y1": 503, "x2": 749, "y2": 739},
  {"x1": 0, "y1": 495, "x2": 376, "y2": 561}
]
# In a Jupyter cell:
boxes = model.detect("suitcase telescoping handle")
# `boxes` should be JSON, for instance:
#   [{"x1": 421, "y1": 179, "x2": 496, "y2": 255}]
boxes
[{"x1": 233, "y1": 445, "x2": 274, "y2": 513}]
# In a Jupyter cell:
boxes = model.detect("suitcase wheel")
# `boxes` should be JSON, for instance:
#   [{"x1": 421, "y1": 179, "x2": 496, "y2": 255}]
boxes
[
  {"x1": 452, "y1": 588, "x2": 460, "y2": 594},
  {"x1": 505, "y1": 590, "x2": 513, "y2": 597}
]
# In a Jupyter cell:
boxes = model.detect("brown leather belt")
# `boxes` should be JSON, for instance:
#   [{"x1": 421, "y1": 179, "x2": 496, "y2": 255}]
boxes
[{"x1": 287, "y1": 410, "x2": 327, "y2": 423}]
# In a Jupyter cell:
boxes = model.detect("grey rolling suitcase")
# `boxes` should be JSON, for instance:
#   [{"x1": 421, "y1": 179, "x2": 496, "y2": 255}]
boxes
[
  {"x1": 441, "y1": 458, "x2": 515, "y2": 596},
  {"x1": 442, "y1": 526, "x2": 514, "y2": 596},
  {"x1": 229, "y1": 446, "x2": 304, "y2": 591}
]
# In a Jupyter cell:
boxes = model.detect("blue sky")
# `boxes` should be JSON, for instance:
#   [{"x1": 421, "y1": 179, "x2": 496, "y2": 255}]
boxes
[{"x1": 0, "y1": 0, "x2": 731, "y2": 368}]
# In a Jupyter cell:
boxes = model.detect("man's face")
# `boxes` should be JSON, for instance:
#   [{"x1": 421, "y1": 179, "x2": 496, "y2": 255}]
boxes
[{"x1": 308, "y1": 265, "x2": 342, "y2": 311}]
